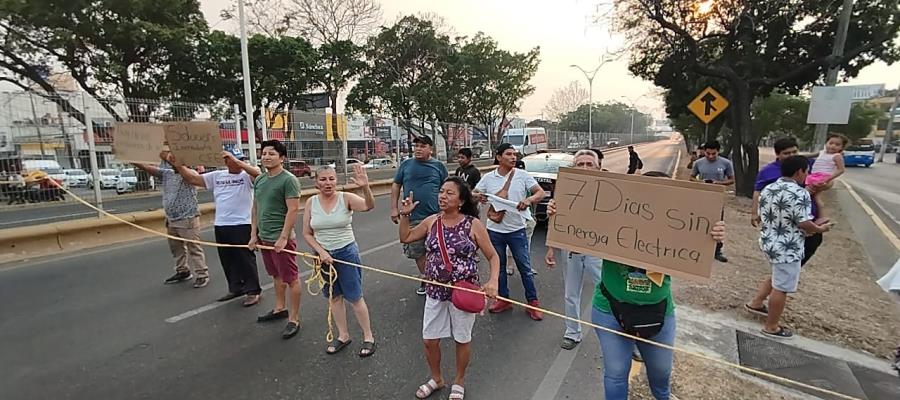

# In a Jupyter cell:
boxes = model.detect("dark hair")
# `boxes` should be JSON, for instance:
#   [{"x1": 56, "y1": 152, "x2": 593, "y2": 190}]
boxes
[
  {"x1": 444, "y1": 177, "x2": 479, "y2": 218},
  {"x1": 589, "y1": 148, "x2": 605, "y2": 160},
  {"x1": 495, "y1": 142, "x2": 515, "y2": 157},
  {"x1": 642, "y1": 171, "x2": 671, "y2": 178},
  {"x1": 827, "y1": 133, "x2": 849, "y2": 148},
  {"x1": 705, "y1": 140, "x2": 721, "y2": 150},
  {"x1": 781, "y1": 155, "x2": 809, "y2": 177},
  {"x1": 627, "y1": 145, "x2": 634, "y2": 151},
  {"x1": 773, "y1": 137, "x2": 799, "y2": 155},
  {"x1": 260, "y1": 140, "x2": 287, "y2": 157},
  {"x1": 458, "y1": 148, "x2": 473, "y2": 159}
]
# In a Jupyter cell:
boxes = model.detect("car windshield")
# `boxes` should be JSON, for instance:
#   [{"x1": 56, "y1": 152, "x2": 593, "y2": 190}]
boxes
[
  {"x1": 101, "y1": 170, "x2": 117, "y2": 176},
  {"x1": 65, "y1": 170, "x2": 83, "y2": 175},
  {"x1": 503, "y1": 135, "x2": 525, "y2": 145},
  {"x1": 523, "y1": 158, "x2": 572, "y2": 173},
  {"x1": 44, "y1": 168, "x2": 62, "y2": 174},
  {"x1": 119, "y1": 170, "x2": 135, "y2": 177},
  {"x1": 847, "y1": 144, "x2": 875, "y2": 151}
]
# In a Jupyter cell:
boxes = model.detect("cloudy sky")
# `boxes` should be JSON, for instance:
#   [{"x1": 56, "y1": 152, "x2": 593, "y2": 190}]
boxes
[{"x1": 200, "y1": 0, "x2": 900, "y2": 120}]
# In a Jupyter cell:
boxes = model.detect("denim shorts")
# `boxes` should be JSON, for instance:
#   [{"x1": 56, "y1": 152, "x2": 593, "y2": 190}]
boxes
[
  {"x1": 772, "y1": 261, "x2": 801, "y2": 293},
  {"x1": 322, "y1": 242, "x2": 364, "y2": 302}
]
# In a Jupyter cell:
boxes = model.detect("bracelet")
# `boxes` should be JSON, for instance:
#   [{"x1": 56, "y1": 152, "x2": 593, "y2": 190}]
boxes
[{"x1": 399, "y1": 213, "x2": 410, "y2": 217}]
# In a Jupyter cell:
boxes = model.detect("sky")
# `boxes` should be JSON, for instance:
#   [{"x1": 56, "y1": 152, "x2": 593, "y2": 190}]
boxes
[{"x1": 200, "y1": 0, "x2": 900, "y2": 120}]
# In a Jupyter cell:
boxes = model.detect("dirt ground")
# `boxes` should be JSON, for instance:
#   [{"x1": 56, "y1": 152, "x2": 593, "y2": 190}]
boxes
[
  {"x1": 629, "y1": 356, "x2": 802, "y2": 400},
  {"x1": 672, "y1": 150, "x2": 900, "y2": 359}
]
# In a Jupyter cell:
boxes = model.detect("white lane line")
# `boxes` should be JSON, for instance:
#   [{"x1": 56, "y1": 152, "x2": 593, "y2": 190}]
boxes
[
  {"x1": 872, "y1": 198, "x2": 900, "y2": 226},
  {"x1": 164, "y1": 239, "x2": 400, "y2": 323},
  {"x1": 0, "y1": 210, "x2": 116, "y2": 227},
  {"x1": 840, "y1": 180, "x2": 900, "y2": 251},
  {"x1": 530, "y1": 301, "x2": 595, "y2": 400}
]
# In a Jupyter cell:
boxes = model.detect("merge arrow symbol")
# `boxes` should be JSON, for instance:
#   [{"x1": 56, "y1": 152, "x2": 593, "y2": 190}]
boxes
[{"x1": 700, "y1": 92, "x2": 717, "y2": 115}]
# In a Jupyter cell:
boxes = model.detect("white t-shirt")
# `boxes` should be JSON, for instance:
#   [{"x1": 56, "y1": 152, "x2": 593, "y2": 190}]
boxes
[
  {"x1": 475, "y1": 168, "x2": 539, "y2": 233},
  {"x1": 202, "y1": 170, "x2": 254, "y2": 226}
]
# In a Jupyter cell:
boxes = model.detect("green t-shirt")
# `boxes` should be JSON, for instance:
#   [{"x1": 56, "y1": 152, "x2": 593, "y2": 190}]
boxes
[
  {"x1": 254, "y1": 170, "x2": 300, "y2": 242},
  {"x1": 593, "y1": 260, "x2": 675, "y2": 315}
]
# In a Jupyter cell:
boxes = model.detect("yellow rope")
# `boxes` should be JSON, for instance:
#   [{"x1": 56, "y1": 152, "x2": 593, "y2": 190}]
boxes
[{"x1": 46, "y1": 180, "x2": 865, "y2": 400}]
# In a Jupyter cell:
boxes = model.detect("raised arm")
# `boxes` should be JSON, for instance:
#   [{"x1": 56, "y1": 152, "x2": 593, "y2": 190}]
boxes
[
  {"x1": 173, "y1": 163, "x2": 206, "y2": 188},
  {"x1": 346, "y1": 164, "x2": 374, "y2": 212},
  {"x1": 133, "y1": 163, "x2": 161, "y2": 178},
  {"x1": 224, "y1": 151, "x2": 261, "y2": 178},
  {"x1": 398, "y1": 192, "x2": 431, "y2": 243}
]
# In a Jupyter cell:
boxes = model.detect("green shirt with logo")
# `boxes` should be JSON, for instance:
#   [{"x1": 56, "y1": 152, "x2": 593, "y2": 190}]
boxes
[
  {"x1": 593, "y1": 260, "x2": 675, "y2": 315},
  {"x1": 254, "y1": 170, "x2": 300, "y2": 242}
]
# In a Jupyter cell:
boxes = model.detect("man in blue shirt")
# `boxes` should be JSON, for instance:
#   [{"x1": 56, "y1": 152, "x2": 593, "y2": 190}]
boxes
[{"x1": 391, "y1": 135, "x2": 449, "y2": 295}]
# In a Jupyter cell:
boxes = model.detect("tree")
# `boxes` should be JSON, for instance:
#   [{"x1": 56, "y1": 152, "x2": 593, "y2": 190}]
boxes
[
  {"x1": 832, "y1": 102, "x2": 882, "y2": 142},
  {"x1": 544, "y1": 81, "x2": 589, "y2": 121},
  {"x1": 616, "y1": 0, "x2": 900, "y2": 197},
  {"x1": 558, "y1": 102, "x2": 650, "y2": 134},
  {"x1": 0, "y1": 0, "x2": 209, "y2": 122}
]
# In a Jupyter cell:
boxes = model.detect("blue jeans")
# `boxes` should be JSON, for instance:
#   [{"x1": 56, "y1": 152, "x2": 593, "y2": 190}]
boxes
[
  {"x1": 592, "y1": 307, "x2": 676, "y2": 400},
  {"x1": 563, "y1": 252, "x2": 602, "y2": 341},
  {"x1": 489, "y1": 228, "x2": 538, "y2": 301},
  {"x1": 322, "y1": 242, "x2": 364, "y2": 302}
]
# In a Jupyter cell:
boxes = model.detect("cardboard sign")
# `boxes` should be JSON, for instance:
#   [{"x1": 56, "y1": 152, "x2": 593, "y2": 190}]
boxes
[
  {"x1": 113, "y1": 123, "x2": 166, "y2": 163},
  {"x1": 546, "y1": 168, "x2": 725, "y2": 282},
  {"x1": 164, "y1": 121, "x2": 224, "y2": 166}
]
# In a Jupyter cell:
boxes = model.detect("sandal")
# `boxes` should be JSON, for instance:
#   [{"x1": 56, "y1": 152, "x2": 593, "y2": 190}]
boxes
[
  {"x1": 744, "y1": 303, "x2": 768, "y2": 316},
  {"x1": 325, "y1": 339, "x2": 352, "y2": 355},
  {"x1": 761, "y1": 326, "x2": 793, "y2": 339},
  {"x1": 449, "y1": 384, "x2": 465, "y2": 399},
  {"x1": 415, "y1": 378, "x2": 444, "y2": 399},
  {"x1": 358, "y1": 341, "x2": 376, "y2": 358}
]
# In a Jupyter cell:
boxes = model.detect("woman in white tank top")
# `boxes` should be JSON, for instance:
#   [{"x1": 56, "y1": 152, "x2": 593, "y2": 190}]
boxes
[{"x1": 302, "y1": 164, "x2": 378, "y2": 357}]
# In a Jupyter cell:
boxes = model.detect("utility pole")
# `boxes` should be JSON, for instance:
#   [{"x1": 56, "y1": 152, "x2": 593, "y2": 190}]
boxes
[
  {"x1": 238, "y1": 0, "x2": 258, "y2": 166},
  {"x1": 812, "y1": 0, "x2": 855, "y2": 150},
  {"x1": 878, "y1": 89, "x2": 899, "y2": 163}
]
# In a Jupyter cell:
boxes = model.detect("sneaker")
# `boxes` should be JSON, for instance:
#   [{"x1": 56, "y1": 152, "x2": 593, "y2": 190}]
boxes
[
  {"x1": 560, "y1": 337, "x2": 580, "y2": 350},
  {"x1": 489, "y1": 299, "x2": 513, "y2": 313},
  {"x1": 217, "y1": 293, "x2": 241, "y2": 302},
  {"x1": 164, "y1": 271, "x2": 192, "y2": 284},
  {"x1": 416, "y1": 282, "x2": 427, "y2": 296},
  {"x1": 526, "y1": 300, "x2": 544, "y2": 321},
  {"x1": 192, "y1": 277, "x2": 209, "y2": 288},
  {"x1": 506, "y1": 267, "x2": 515, "y2": 276},
  {"x1": 715, "y1": 253, "x2": 729, "y2": 263}
]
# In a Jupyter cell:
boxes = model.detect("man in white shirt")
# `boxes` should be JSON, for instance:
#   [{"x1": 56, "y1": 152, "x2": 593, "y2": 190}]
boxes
[
  {"x1": 475, "y1": 143, "x2": 546, "y2": 320},
  {"x1": 172, "y1": 147, "x2": 263, "y2": 306}
]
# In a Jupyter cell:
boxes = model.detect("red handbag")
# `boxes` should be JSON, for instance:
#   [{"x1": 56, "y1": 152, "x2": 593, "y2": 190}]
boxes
[{"x1": 435, "y1": 217, "x2": 486, "y2": 313}]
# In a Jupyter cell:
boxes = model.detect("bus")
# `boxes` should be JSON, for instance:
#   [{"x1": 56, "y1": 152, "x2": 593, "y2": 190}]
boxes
[
  {"x1": 843, "y1": 138, "x2": 875, "y2": 167},
  {"x1": 500, "y1": 127, "x2": 548, "y2": 156}
]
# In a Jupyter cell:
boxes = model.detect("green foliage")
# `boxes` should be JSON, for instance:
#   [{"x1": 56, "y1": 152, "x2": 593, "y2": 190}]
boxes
[
  {"x1": 832, "y1": 102, "x2": 882, "y2": 142},
  {"x1": 558, "y1": 102, "x2": 651, "y2": 134}
]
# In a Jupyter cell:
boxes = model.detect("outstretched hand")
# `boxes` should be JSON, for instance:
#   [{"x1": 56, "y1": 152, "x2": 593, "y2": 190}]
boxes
[
  {"x1": 400, "y1": 191, "x2": 419, "y2": 216},
  {"x1": 350, "y1": 164, "x2": 369, "y2": 187}
]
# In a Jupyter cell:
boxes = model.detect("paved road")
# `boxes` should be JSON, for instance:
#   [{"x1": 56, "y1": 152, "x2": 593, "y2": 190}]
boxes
[
  {"x1": 0, "y1": 141, "x2": 680, "y2": 400},
  {"x1": 837, "y1": 161, "x2": 900, "y2": 276},
  {"x1": 0, "y1": 159, "x2": 493, "y2": 229}
]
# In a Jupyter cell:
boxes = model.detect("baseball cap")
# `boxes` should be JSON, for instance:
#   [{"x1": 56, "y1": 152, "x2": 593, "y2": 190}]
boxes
[
  {"x1": 227, "y1": 147, "x2": 247, "y2": 160},
  {"x1": 412, "y1": 135, "x2": 434, "y2": 147}
]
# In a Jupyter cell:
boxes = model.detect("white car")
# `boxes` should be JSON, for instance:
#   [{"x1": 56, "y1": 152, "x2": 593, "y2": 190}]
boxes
[
  {"x1": 363, "y1": 158, "x2": 397, "y2": 169},
  {"x1": 115, "y1": 169, "x2": 139, "y2": 194},
  {"x1": 606, "y1": 138, "x2": 620, "y2": 147},
  {"x1": 89, "y1": 169, "x2": 120, "y2": 189},
  {"x1": 327, "y1": 158, "x2": 363, "y2": 169},
  {"x1": 63, "y1": 169, "x2": 89, "y2": 187}
]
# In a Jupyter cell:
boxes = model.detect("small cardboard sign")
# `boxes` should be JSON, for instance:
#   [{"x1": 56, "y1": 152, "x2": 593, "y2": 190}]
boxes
[
  {"x1": 546, "y1": 168, "x2": 725, "y2": 282},
  {"x1": 164, "y1": 121, "x2": 224, "y2": 166},
  {"x1": 113, "y1": 123, "x2": 166, "y2": 163}
]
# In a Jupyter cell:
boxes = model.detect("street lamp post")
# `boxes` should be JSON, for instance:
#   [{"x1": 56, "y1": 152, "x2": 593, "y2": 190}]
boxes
[
  {"x1": 620, "y1": 95, "x2": 644, "y2": 145},
  {"x1": 570, "y1": 58, "x2": 611, "y2": 148}
]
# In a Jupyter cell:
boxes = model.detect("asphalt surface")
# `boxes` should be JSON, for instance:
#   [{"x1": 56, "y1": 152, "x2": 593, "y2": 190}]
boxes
[
  {"x1": 0, "y1": 160, "x2": 494, "y2": 229},
  {"x1": 0, "y1": 141, "x2": 680, "y2": 400},
  {"x1": 837, "y1": 161, "x2": 900, "y2": 276}
]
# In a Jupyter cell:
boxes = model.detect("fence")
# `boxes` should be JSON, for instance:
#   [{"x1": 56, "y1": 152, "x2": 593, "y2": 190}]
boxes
[{"x1": 0, "y1": 90, "x2": 664, "y2": 213}]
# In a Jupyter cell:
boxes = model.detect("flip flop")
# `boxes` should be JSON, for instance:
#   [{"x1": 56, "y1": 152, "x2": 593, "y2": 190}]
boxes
[
  {"x1": 415, "y1": 378, "x2": 444, "y2": 399},
  {"x1": 761, "y1": 326, "x2": 794, "y2": 339},
  {"x1": 744, "y1": 303, "x2": 768, "y2": 316},
  {"x1": 358, "y1": 341, "x2": 376, "y2": 358},
  {"x1": 325, "y1": 339, "x2": 352, "y2": 355},
  {"x1": 449, "y1": 384, "x2": 465, "y2": 399}
]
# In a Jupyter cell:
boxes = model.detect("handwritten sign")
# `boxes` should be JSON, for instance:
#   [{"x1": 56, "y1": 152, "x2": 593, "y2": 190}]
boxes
[
  {"x1": 113, "y1": 123, "x2": 165, "y2": 163},
  {"x1": 546, "y1": 168, "x2": 725, "y2": 282},
  {"x1": 164, "y1": 121, "x2": 224, "y2": 166}
]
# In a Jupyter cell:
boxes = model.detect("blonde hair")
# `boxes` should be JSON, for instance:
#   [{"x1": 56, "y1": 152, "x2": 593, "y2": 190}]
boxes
[{"x1": 315, "y1": 165, "x2": 335, "y2": 178}]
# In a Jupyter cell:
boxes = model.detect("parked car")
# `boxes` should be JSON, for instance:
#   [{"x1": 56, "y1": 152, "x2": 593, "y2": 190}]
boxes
[
  {"x1": 63, "y1": 169, "x2": 89, "y2": 187},
  {"x1": 363, "y1": 158, "x2": 397, "y2": 169},
  {"x1": 115, "y1": 169, "x2": 139, "y2": 194},
  {"x1": 606, "y1": 138, "x2": 620, "y2": 147},
  {"x1": 521, "y1": 152, "x2": 575, "y2": 222},
  {"x1": 288, "y1": 160, "x2": 312, "y2": 177},
  {"x1": 89, "y1": 169, "x2": 120, "y2": 189},
  {"x1": 327, "y1": 158, "x2": 363, "y2": 169},
  {"x1": 844, "y1": 139, "x2": 876, "y2": 167}
]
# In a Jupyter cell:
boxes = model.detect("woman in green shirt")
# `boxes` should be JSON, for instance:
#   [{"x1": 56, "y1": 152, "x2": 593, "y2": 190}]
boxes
[{"x1": 548, "y1": 171, "x2": 726, "y2": 400}]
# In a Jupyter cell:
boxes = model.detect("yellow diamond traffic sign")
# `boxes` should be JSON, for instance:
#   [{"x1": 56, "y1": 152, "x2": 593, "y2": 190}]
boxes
[{"x1": 688, "y1": 87, "x2": 729, "y2": 124}]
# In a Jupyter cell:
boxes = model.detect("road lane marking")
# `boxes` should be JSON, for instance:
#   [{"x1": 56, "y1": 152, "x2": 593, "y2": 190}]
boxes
[
  {"x1": 164, "y1": 239, "x2": 401, "y2": 323},
  {"x1": 872, "y1": 198, "x2": 900, "y2": 226},
  {"x1": 840, "y1": 179, "x2": 900, "y2": 251},
  {"x1": 530, "y1": 302, "x2": 595, "y2": 400}
]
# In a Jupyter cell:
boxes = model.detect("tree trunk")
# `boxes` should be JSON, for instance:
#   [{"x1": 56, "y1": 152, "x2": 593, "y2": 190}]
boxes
[{"x1": 728, "y1": 80, "x2": 759, "y2": 198}]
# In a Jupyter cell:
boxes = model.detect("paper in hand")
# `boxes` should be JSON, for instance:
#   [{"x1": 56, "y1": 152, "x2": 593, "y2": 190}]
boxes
[{"x1": 485, "y1": 193, "x2": 534, "y2": 221}]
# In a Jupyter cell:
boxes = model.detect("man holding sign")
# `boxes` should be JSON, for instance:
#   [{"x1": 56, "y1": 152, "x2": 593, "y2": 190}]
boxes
[
  {"x1": 547, "y1": 171, "x2": 727, "y2": 400},
  {"x1": 474, "y1": 143, "x2": 545, "y2": 320}
]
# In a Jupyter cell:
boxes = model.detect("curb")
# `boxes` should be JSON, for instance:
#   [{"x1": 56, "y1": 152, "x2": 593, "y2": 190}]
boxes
[{"x1": 840, "y1": 179, "x2": 900, "y2": 251}]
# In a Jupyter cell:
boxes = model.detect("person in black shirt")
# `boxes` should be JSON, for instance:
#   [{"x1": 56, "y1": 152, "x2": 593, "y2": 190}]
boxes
[
  {"x1": 627, "y1": 146, "x2": 643, "y2": 174},
  {"x1": 455, "y1": 148, "x2": 482, "y2": 189}
]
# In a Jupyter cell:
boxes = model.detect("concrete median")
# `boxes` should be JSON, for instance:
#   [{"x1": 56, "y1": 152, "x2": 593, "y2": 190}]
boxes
[{"x1": 0, "y1": 168, "x2": 502, "y2": 264}]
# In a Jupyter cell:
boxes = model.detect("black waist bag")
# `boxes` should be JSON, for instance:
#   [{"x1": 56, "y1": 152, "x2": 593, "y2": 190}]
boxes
[{"x1": 600, "y1": 284, "x2": 667, "y2": 338}]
